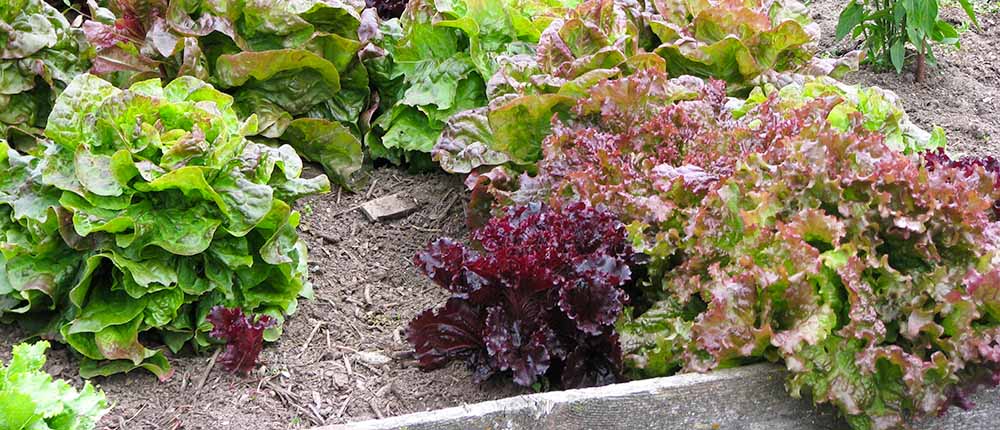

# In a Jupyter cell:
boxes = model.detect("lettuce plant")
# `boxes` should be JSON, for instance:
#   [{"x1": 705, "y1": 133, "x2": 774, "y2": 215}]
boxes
[
  {"x1": 0, "y1": 74, "x2": 329, "y2": 378},
  {"x1": 207, "y1": 306, "x2": 275, "y2": 374},
  {"x1": 432, "y1": 0, "x2": 649, "y2": 173},
  {"x1": 407, "y1": 202, "x2": 635, "y2": 388},
  {"x1": 0, "y1": 0, "x2": 91, "y2": 141},
  {"x1": 81, "y1": 0, "x2": 367, "y2": 186},
  {"x1": 365, "y1": 0, "x2": 573, "y2": 166},
  {"x1": 1, "y1": 341, "x2": 110, "y2": 430},
  {"x1": 648, "y1": 0, "x2": 857, "y2": 93}
]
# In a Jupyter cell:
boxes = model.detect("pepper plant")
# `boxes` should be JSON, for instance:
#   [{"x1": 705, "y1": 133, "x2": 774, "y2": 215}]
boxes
[{"x1": 836, "y1": 0, "x2": 978, "y2": 81}]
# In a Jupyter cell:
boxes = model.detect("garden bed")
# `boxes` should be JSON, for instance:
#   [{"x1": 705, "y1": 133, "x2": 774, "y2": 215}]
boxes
[{"x1": 1, "y1": 1, "x2": 999, "y2": 429}]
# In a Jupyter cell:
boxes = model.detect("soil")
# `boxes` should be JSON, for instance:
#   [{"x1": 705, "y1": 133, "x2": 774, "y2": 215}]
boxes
[
  {"x1": 1, "y1": 168, "x2": 522, "y2": 429},
  {"x1": 1, "y1": 1, "x2": 998, "y2": 429},
  {"x1": 809, "y1": 0, "x2": 1000, "y2": 158}
]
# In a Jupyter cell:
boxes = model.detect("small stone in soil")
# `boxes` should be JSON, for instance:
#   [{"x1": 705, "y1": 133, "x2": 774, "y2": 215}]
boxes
[
  {"x1": 360, "y1": 193, "x2": 419, "y2": 222},
  {"x1": 355, "y1": 351, "x2": 392, "y2": 366}
]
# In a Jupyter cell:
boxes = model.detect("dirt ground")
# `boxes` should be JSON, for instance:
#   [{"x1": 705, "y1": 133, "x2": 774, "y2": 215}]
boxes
[
  {"x1": 809, "y1": 0, "x2": 1000, "y2": 158},
  {"x1": 1, "y1": 1, "x2": 998, "y2": 429}
]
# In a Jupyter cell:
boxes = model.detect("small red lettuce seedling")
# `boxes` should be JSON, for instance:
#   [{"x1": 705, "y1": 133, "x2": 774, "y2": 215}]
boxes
[
  {"x1": 208, "y1": 307, "x2": 276, "y2": 374},
  {"x1": 407, "y1": 202, "x2": 634, "y2": 388}
]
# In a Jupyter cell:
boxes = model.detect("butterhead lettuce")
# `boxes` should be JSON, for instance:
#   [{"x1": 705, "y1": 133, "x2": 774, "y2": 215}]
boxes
[{"x1": 0, "y1": 73, "x2": 329, "y2": 378}]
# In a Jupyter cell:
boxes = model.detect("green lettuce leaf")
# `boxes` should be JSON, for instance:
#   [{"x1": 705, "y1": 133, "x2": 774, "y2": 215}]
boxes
[
  {"x1": 0, "y1": 341, "x2": 110, "y2": 430},
  {"x1": 366, "y1": 0, "x2": 573, "y2": 165},
  {"x1": 0, "y1": 0, "x2": 91, "y2": 140}
]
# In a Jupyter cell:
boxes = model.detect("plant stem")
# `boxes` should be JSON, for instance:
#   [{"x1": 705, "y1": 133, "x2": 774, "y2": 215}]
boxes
[{"x1": 916, "y1": 38, "x2": 927, "y2": 82}]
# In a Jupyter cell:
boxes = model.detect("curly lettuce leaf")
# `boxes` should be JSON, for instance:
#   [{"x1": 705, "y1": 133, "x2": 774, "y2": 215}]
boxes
[
  {"x1": 0, "y1": 0, "x2": 91, "y2": 139},
  {"x1": 367, "y1": 0, "x2": 573, "y2": 165},
  {"x1": 0, "y1": 341, "x2": 110, "y2": 430}
]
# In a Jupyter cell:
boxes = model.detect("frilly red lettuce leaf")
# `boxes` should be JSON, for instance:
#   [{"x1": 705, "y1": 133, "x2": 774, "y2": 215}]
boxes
[
  {"x1": 407, "y1": 202, "x2": 635, "y2": 388},
  {"x1": 208, "y1": 306, "x2": 276, "y2": 374}
]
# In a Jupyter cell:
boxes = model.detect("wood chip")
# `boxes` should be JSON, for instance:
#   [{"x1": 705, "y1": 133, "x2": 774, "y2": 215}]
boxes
[
  {"x1": 359, "y1": 193, "x2": 419, "y2": 222},
  {"x1": 355, "y1": 351, "x2": 392, "y2": 367}
]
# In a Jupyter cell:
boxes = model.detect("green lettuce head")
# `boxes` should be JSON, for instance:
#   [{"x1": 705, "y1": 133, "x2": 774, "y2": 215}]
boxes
[
  {"x1": 0, "y1": 0, "x2": 91, "y2": 141},
  {"x1": 1, "y1": 73, "x2": 329, "y2": 378},
  {"x1": 649, "y1": 0, "x2": 857, "y2": 94}
]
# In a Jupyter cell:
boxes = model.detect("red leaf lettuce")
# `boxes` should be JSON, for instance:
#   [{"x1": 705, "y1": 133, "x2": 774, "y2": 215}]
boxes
[
  {"x1": 208, "y1": 306, "x2": 276, "y2": 374},
  {"x1": 407, "y1": 202, "x2": 634, "y2": 388}
]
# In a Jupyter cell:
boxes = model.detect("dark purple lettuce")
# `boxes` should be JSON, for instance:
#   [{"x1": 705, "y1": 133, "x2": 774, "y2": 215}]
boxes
[
  {"x1": 407, "y1": 202, "x2": 634, "y2": 388},
  {"x1": 366, "y1": 0, "x2": 407, "y2": 19},
  {"x1": 208, "y1": 307, "x2": 276, "y2": 374}
]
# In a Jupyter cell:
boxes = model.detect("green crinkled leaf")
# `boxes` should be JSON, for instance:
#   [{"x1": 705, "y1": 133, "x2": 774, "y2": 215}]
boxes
[
  {"x1": 280, "y1": 118, "x2": 362, "y2": 188},
  {"x1": 0, "y1": 341, "x2": 110, "y2": 430},
  {"x1": 0, "y1": 0, "x2": 91, "y2": 136},
  {"x1": 489, "y1": 93, "x2": 574, "y2": 164},
  {"x1": 215, "y1": 49, "x2": 341, "y2": 114}
]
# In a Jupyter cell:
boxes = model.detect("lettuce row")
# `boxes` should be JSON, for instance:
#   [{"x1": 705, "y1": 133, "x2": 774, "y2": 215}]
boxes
[
  {"x1": 0, "y1": 74, "x2": 329, "y2": 378},
  {"x1": 0, "y1": 0, "x2": 92, "y2": 141},
  {"x1": 82, "y1": 0, "x2": 367, "y2": 186},
  {"x1": 466, "y1": 71, "x2": 1000, "y2": 429},
  {"x1": 431, "y1": 0, "x2": 863, "y2": 174},
  {"x1": 618, "y1": 113, "x2": 1000, "y2": 430}
]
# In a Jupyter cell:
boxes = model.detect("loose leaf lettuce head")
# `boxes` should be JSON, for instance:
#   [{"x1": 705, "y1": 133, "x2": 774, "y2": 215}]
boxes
[
  {"x1": 1, "y1": 73, "x2": 329, "y2": 377},
  {"x1": 82, "y1": 0, "x2": 367, "y2": 186}
]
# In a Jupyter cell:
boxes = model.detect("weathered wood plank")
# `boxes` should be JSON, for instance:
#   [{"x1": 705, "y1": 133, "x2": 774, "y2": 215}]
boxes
[{"x1": 316, "y1": 364, "x2": 1000, "y2": 430}]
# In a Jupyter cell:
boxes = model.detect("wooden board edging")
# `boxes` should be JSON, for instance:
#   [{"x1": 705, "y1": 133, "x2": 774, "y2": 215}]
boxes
[{"x1": 315, "y1": 363, "x2": 1000, "y2": 430}]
